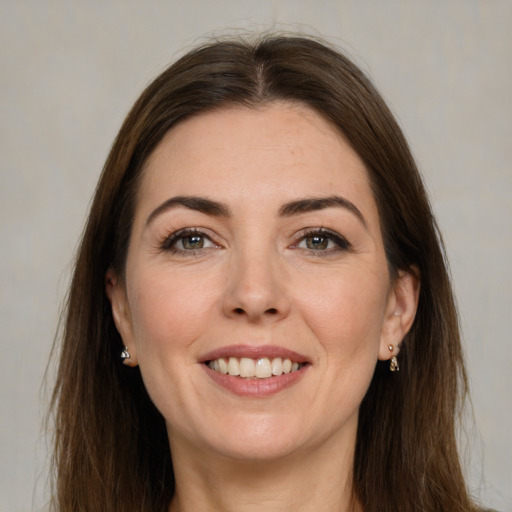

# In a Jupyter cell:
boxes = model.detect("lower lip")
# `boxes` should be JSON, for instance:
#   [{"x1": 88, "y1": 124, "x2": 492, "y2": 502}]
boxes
[{"x1": 203, "y1": 365, "x2": 308, "y2": 397}]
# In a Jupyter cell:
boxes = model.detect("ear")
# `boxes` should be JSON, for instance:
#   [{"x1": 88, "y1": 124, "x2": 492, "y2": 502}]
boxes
[
  {"x1": 105, "y1": 269, "x2": 138, "y2": 367},
  {"x1": 378, "y1": 268, "x2": 420, "y2": 361}
]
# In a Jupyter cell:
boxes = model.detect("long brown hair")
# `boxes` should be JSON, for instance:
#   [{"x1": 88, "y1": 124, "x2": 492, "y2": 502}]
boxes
[{"x1": 50, "y1": 35, "x2": 476, "y2": 511}]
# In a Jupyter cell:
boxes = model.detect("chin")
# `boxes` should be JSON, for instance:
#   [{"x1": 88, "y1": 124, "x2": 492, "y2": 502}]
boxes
[
  {"x1": 210, "y1": 434, "x2": 303, "y2": 462},
  {"x1": 170, "y1": 413, "x2": 308, "y2": 463}
]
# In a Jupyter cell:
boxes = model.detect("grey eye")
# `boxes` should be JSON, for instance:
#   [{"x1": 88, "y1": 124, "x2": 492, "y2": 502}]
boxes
[
  {"x1": 299, "y1": 235, "x2": 336, "y2": 251},
  {"x1": 161, "y1": 229, "x2": 219, "y2": 254},
  {"x1": 306, "y1": 235, "x2": 329, "y2": 250},
  {"x1": 180, "y1": 235, "x2": 206, "y2": 250}
]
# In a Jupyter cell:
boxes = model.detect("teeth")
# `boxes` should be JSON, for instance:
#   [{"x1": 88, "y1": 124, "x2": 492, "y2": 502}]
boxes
[
  {"x1": 255, "y1": 358, "x2": 272, "y2": 378},
  {"x1": 272, "y1": 357, "x2": 283, "y2": 375},
  {"x1": 228, "y1": 357, "x2": 240, "y2": 375},
  {"x1": 218, "y1": 357, "x2": 228, "y2": 374},
  {"x1": 239, "y1": 357, "x2": 255, "y2": 377},
  {"x1": 207, "y1": 357, "x2": 303, "y2": 379}
]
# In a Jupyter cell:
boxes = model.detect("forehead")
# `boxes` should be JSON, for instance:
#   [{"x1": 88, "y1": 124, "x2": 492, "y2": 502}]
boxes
[{"x1": 138, "y1": 102, "x2": 378, "y2": 221}]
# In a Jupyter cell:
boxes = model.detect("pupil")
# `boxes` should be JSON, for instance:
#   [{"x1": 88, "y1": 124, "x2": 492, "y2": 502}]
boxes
[
  {"x1": 307, "y1": 236, "x2": 328, "y2": 250},
  {"x1": 183, "y1": 235, "x2": 203, "y2": 249}
]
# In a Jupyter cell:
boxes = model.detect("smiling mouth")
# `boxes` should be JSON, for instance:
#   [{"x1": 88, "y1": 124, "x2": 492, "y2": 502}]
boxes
[{"x1": 206, "y1": 357, "x2": 307, "y2": 379}]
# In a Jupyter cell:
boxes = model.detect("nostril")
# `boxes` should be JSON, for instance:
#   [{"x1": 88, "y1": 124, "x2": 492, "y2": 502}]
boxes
[{"x1": 230, "y1": 307, "x2": 280, "y2": 317}]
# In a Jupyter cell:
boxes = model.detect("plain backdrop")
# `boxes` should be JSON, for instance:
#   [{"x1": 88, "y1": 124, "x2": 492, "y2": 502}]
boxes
[{"x1": 1, "y1": 1, "x2": 511, "y2": 511}]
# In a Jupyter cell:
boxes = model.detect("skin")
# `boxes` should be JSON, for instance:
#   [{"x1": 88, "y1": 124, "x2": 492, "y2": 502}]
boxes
[{"x1": 107, "y1": 102, "x2": 419, "y2": 512}]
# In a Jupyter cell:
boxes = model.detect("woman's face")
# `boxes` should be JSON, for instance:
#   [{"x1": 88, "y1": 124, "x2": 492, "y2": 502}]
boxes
[{"x1": 108, "y1": 103, "x2": 417, "y2": 462}]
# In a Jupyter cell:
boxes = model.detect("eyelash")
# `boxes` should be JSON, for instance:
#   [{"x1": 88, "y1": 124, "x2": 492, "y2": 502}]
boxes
[
  {"x1": 158, "y1": 228, "x2": 219, "y2": 254},
  {"x1": 292, "y1": 228, "x2": 352, "y2": 254},
  {"x1": 158, "y1": 227, "x2": 351, "y2": 255}
]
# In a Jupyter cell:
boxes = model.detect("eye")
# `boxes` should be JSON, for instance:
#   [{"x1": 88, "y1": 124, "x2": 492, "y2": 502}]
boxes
[
  {"x1": 300, "y1": 234, "x2": 334, "y2": 251},
  {"x1": 176, "y1": 234, "x2": 209, "y2": 250},
  {"x1": 160, "y1": 229, "x2": 218, "y2": 253},
  {"x1": 294, "y1": 229, "x2": 351, "y2": 253}
]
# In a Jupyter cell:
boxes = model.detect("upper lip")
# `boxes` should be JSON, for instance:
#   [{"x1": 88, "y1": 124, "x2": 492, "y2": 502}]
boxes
[{"x1": 199, "y1": 345, "x2": 310, "y2": 364}]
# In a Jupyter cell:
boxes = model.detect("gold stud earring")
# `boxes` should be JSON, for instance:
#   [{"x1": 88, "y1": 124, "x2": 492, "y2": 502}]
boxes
[
  {"x1": 388, "y1": 344, "x2": 394, "y2": 352},
  {"x1": 390, "y1": 356, "x2": 399, "y2": 372}
]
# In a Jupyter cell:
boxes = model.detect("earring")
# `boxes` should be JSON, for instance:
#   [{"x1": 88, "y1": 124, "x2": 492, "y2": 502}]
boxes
[
  {"x1": 390, "y1": 355, "x2": 399, "y2": 372},
  {"x1": 388, "y1": 344, "x2": 394, "y2": 352},
  {"x1": 120, "y1": 346, "x2": 137, "y2": 366}
]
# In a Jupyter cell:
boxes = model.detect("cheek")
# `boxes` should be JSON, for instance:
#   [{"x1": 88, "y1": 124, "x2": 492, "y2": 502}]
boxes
[
  {"x1": 284, "y1": 266, "x2": 389, "y2": 439},
  {"x1": 295, "y1": 265, "x2": 389, "y2": 357},
  {"x1": 125, "y1": 266, "x2": 222, "y2": 429},
  {"x1": 127, "y1": 266, "x2": 220, "y2": 359}
]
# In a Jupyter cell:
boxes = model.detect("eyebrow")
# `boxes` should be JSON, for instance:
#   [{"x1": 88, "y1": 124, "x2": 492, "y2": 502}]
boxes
[
  {"x1": 146, "y1": 194, "x2": 366, "y2": 228},
  {"x1": 279, "y1": 196, "x2": 367, "y2": 228},
  {"x1": 146, "y1": 196, "x2": 230, "y2": 226}
]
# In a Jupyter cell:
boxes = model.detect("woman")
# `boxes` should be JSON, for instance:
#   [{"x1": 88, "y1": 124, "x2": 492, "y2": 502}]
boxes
[{"x1": 50, "y1": 35, "x2": 485, "y2": 511}]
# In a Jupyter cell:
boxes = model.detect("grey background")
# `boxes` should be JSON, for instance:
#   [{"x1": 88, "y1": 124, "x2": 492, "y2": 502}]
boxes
[{"x1": 1, "y1": 1, "x2": 510, "y2": 510}]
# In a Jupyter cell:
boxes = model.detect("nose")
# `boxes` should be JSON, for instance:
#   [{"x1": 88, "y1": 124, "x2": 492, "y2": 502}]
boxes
[{"x1": 222, "y1": 245, "x2": 291, "y2": 323}]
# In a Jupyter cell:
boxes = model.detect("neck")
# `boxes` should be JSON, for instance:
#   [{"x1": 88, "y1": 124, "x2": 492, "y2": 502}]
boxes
[{"x1": 168, "y1": 428, "x2": 361, "y2": 512}]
